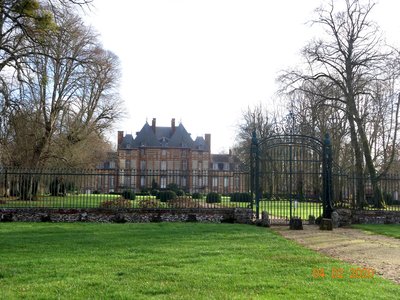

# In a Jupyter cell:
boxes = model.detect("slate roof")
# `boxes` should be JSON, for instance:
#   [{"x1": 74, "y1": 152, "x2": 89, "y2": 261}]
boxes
[
  {"x1": 193, "y1": 136, "x2": 207, "y2": 150},
  {"x1": 211, "y1": 153, "x2": 245, "y2": 171},
  {"x1": 119, "y1": 121, "x2": 208, "y2": 150},
  {"x1": 120, "y1": 134, "x2": 135, "y2": 149}
]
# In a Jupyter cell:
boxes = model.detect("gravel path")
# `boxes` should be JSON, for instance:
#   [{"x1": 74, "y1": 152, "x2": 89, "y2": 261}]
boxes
[{"x1": 271, "y1": 225, "x2": 400, "y2": 284}]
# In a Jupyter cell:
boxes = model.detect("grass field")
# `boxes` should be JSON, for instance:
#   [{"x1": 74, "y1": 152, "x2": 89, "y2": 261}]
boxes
[
  {"x1": 0, "y1": 223, "x2": 399, "y2": 299},
  {"x1": 260, "y1": 200, "x2": 322, "y2": 220},
  {"x1": 352, "y1": 224, "x2": 400, "y2": 239}
]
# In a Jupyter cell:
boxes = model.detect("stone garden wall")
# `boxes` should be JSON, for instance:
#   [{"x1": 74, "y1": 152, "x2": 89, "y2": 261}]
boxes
[
  {"x1": 335, "y1": 208, "x2": 400, "y2": 226},
  {"x1": 0, "y1": 208, "x2": 254, "y2": 224}
]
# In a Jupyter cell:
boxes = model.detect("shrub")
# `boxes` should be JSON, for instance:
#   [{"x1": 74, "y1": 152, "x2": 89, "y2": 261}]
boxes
[
  {"x1": 100, "y1": 198, "x2": 132, "y2": 208},
  {"x1": 192, "y1": 192, "x2": 203, "y2": 199},
  {"x1": 175, "y1": 189, "x2": 185, "y2": 197},
  {"x1": 92, "y1": 190, "x2": 100, "y2": 195},
  {"x1": 137, "y1": 188, "x2": 151, "y2": 196},
  {"x1": 206, "y1": 192, "x2": 221, "y2": 203},
  {"x1": 230, "y1": 192, "x2": 252, "y2": 202},
  {"x1": 165, "y1": 183, "x2": 185, "y2": 196},
  {"x1": 158, "y1": 190, "x2": 177, "y2": 202},
  {"x1": 121, "y1": 190, "x2": 135, "y2": 200},
  {"x1": 138, "y1": 199, "x2": 161, "y2": 208},
  {"x1": 166, "y1": 183, "x2": 179, "y2": 191},
  {"x1": 150, "y1": 189, "x2": 159, "y2": 196}
]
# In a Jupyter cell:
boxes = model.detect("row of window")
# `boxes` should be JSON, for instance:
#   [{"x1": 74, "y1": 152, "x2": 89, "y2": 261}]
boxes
[
  {"x1": 103, "y1": 160, "x2": 234, "y2": 172},
  {"x1": 97, "y1": 175, "x2": 241, "y2": 190}
]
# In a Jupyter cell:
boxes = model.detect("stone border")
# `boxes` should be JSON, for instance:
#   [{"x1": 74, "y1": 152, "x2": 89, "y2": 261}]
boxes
[
  {"x1": 0, "y1": 208, "x2": 254, "y2": 224},
  {"x1": 335, "y1": 208, "x2": 400, "y2": 226}
]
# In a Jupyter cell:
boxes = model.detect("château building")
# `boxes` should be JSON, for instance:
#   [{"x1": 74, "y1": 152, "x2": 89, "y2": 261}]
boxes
[{"x1": 99, "y1": 118, "x2": 246, "y2": 194}]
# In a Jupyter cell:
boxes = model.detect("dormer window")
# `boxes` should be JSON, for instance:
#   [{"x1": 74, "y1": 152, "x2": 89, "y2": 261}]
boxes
[{"x1": 160, "y1": 137, "x2": 169, "y2": 147}]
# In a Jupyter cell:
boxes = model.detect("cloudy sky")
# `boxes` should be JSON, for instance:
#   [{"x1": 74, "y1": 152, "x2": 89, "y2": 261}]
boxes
[{"x1": 86, "y1": 0, "x2": 400, "y2": 153}]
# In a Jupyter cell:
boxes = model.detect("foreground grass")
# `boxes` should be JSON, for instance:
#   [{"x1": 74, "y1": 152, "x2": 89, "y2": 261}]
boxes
[
  {"x1": 352, "y1": 224, "x2": 400, "y2": 239},
  {"x1": 0, "y1": 223, "x2": 399, "y2": 299}
]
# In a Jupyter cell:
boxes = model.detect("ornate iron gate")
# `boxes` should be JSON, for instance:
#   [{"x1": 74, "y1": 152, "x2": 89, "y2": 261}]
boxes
[{"x1": 250, "y1": 132, "x2": 333, "y2": 225}]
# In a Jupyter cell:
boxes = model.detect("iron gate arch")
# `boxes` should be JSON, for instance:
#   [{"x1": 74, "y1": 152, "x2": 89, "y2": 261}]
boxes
[{"x1": 250, "y1": 132, "x2": 333, "y2": 224}]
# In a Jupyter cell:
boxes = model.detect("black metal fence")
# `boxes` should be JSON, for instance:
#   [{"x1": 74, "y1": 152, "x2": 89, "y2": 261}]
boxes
[
  {"x1": 332, "y1": 173, "x2": 400, "y2": 211},
  {"x1": 0, "y1": 167, "x2": 399, "y2": 213},
  {"x1": 0, "y1": 167, "x2": 250, "y2": 209}
]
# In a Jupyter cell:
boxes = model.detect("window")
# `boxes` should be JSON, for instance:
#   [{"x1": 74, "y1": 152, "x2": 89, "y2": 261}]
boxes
[
  {"x1": 160, "y1": 177, "x2": 167, "y2": 189},
  {"x1": 181, "y1": 177, "x2": 187, "y2": 188},
  {"x1": 125, "y1": 160, "x2": 131, "y2": 170},
  {"x1": 110, "y1": 176, "x2": 115, "y2": 188},
  {"x1": 212, "y1": 177, "x2": 218, "y2": 187},
  {"x1": 140, "y1": 160, "x2": 146, "y2": 171},
  {"x1": 224, "y1": 177, "x2": 229, "y2": 188},
  {"x1": 162, "y1": 150, "x2": 167, "y2": 157},
  {"x1": 140, "y1": 176, "x2": 146, "y2": 187},
  {"x1": 182, "y1": 160, "x2": 188, "y2": 170},
  {"x1": 124, "y1": 176, "x2": 131, "y2": 187},
  {"x1": 235, "y1": 176, "x2": 240, "y2": 189},
  {"x1": 161, "y1": 161, "x2": 167, "y2": 171}
]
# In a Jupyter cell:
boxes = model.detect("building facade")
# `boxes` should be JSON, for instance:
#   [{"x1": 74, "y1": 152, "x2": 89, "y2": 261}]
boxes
[{"x1": 98, "y1": 118, "x2": 247, "y2": 194}]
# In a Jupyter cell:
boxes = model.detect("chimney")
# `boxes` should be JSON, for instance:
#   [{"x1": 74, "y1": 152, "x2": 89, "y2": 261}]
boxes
[
  {"x1": 117, "y1": 131, "x2": 124, "y2": 149},
  {"x1": 205, "y1": 134, "x2": 211, "y2": 152},
  {"x1": 152, "y1": 118, "x2": 156, "y2": 133},
  {"x1": 171, "y1": 118, "x2": 176, "y2": 134}
]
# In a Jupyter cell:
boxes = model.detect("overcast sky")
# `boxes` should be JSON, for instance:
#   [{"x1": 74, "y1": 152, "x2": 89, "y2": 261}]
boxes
[{"x1": 86, "y1": 0, "x2": 400, "y2": 153}]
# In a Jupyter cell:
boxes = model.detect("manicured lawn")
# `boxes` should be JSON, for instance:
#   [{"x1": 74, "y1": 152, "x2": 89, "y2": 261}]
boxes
[
  {"x1": 352, "y1": 224, "x2": 400, "y2": 239},
  {"x1": 260, "y1": 200, "x2": 322, "y2": 220},
  {"x1": 0, "y1": 223, "x2": 398, "y2": 299}
]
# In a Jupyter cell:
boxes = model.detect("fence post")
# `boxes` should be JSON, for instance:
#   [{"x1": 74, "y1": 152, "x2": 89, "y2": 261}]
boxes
[
  {"x1": 322, "y1": 133, "x2": 334, "y2": 218},
  {"x1": 250, "y1": 131, "x2": 260, "y2": 219}
]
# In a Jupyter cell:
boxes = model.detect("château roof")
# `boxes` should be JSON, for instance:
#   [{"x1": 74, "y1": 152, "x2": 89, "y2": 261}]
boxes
[{"x1": 119, "y1": 120, "x2": 209, "y2": 150}]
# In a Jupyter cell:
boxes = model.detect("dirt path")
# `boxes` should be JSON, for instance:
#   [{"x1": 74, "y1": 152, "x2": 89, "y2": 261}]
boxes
[{"x1": 271, "y1": 225, "x2": 400, "y2": 284}]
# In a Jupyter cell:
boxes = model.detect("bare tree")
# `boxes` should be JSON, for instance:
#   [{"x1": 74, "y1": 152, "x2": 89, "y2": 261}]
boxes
[
  {"x1": 279, "y1": 0, "x2": 400, "y2": 208},
  {"x1": 0, "y1": 0, "x2": 92, "y2": 73},
  {"x1": 3, "y1": 8, "x2": 122, "y2": 168},
  {"x1": 234, "y1": 103, "x2": 279, "y2": 165}
]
